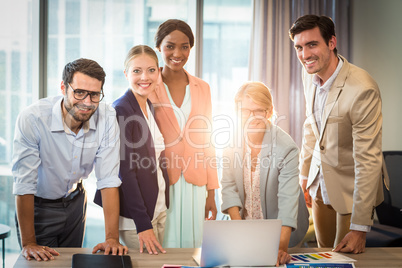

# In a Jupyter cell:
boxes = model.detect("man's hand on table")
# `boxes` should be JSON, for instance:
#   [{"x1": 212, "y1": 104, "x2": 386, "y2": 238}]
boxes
[
  {"x1": 22, "y1": 243, "x2": 59, "y2": 261},
  {"x1": 92, "y1": 238, "x2": 129, "y2": 255},
  {"x1": 333, "y1": 230, "x2": 366, "y2": 254}
]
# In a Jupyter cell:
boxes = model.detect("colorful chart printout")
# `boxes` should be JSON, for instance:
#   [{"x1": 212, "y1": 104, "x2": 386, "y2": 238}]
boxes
[{"x1": 289, "y1": 251, "x2": 356, "y2": 264}]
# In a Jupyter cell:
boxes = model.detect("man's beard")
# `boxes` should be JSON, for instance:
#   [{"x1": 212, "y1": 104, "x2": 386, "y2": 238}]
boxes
[{"x1": 64, "y1": 101, "x2": 97, "y2": 123}]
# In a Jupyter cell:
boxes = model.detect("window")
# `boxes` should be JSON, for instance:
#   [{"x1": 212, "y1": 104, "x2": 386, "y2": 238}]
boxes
[
  {"x1": 47, "y1": 0, "x2": 194, "y2": 102},
  {"x1": 203, "y1": 0, "x2": 252, "y2": 108},
  {"x1": 203, "y1": 0, "x2": 252, "y2": 151},
  {"x1": 0, "y1": 0, "x2": 37, "y2": 255}
]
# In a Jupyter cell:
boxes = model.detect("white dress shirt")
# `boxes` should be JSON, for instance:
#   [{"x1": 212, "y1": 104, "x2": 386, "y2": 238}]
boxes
[{"x1": 12, "y1": 95, "x2": 121, "y2": 199}]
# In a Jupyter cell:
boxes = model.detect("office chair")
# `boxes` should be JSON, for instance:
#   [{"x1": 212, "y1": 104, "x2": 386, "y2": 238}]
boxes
[{"x1": 366, "y1": 151, "x2": 402, "y2": 247}]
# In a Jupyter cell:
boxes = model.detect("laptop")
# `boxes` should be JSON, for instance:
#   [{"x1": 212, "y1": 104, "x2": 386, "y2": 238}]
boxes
[{"x1": 193, "y1": 219, "x2": 282, "y2": 267}]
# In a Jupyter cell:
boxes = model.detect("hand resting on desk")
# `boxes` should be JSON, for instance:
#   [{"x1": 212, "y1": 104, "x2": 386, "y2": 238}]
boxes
[
  {"x1": 92, "y1": 237, "x2": 128, "y2": 255},
  {"x1": 21, "y1": 244, "x2": 60, "y2": 261},
  {"x1": 333, "y1": 230, "x2": 366, "y2": 254},
  {"x1": 138, "y1": 229, "x2": 166, "y2": 255}
]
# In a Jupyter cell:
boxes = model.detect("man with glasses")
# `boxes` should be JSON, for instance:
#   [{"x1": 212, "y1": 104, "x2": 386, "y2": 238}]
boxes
[{"x1": 12, "y1": 58, "x2": 128, "y2": 261}]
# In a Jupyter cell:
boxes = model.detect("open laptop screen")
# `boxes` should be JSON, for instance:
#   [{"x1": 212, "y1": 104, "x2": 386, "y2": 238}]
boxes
[{"x1": 194, "y1": 219, "x2": 282, "y2": 267}]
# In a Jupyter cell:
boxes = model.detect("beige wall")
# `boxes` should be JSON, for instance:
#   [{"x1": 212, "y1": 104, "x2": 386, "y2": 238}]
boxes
[{"x1": 351, "y1": 0, "x2": 402, "y2": 150}]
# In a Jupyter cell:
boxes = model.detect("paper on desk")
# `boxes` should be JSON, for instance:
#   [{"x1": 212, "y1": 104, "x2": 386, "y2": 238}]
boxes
[
  {"x1": 286, "y1": 263, "x2": 356, "y2": 268},
  {"x1": 289, "y1": 251, "x2": 355, "y2": 264}
]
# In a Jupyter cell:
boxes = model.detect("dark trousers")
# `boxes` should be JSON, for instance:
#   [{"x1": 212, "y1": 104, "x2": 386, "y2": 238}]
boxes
[{"x1": 15, "y1": 184, "x2": 87, "y2": 248}]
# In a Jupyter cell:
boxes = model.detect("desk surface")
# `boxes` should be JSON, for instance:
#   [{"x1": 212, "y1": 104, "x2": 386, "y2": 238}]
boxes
[{"x1": 13, "y1": 247, "x2": 402, "y2": 268}]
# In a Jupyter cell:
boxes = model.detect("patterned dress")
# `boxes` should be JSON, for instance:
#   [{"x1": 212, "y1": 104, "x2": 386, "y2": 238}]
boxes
[{"x1": 243, "y1": 144, "x2": 264, "y2": 220}]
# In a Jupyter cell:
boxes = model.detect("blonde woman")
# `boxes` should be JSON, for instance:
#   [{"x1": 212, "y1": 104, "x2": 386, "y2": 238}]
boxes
[
  {"x1": 95, "y1": 45, "x2": 169, "y2": 255},
  {"x1": 221, "y1": 81, "x2": 309, "y2": 266}
]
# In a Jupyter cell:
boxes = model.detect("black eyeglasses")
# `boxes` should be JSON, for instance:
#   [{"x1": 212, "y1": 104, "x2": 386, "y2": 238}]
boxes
[
  {"x1": 240, "y1": 108, "x2": 267, "y2": 118},
  {"x1": 68, "y1": 83, "x2": 104, "y2": 103}
]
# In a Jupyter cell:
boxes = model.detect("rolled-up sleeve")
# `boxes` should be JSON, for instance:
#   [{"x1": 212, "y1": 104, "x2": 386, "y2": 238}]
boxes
[{"x1": 95, "y1": 104, "x2": 122, "y2": 190}]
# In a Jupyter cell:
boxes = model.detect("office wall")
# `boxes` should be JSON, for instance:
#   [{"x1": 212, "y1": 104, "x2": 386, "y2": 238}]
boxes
[{"x1": 351, "y1": 0, "x2": 402, "y2": 150}]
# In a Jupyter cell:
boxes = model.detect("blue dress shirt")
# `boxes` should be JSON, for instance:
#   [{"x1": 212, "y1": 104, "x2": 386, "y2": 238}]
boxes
[{"x1": 12, "y1": 95, "x2": 121, "y2": 199}]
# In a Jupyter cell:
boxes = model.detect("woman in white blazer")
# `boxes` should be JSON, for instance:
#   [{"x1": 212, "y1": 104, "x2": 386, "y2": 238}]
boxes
[{"x1": 221, "y1": 81, "x2": 309, "y2": 266}]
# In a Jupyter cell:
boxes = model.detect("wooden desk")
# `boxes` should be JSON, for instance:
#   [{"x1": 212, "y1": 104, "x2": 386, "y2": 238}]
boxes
[
  {"x1": 13, "y1": 247, "x2": 402, "y2": 267},
  {"x1": 13, "y1": 248, "x2": 198, "y2": 268}
]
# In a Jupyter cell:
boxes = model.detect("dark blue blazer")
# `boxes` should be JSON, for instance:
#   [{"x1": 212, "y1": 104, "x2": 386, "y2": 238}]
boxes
[{"x1": 94, "y1": 89, "x2": 169, "y2": 233}]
